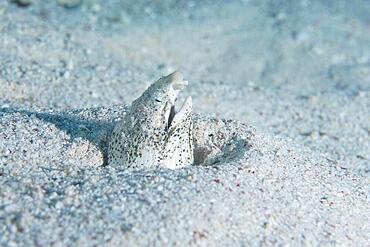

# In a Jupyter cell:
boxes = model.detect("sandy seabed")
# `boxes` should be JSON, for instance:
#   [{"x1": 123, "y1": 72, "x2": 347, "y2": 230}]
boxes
[{"x1": 0, "y1": 0, "x2": 369, "y2": 246}]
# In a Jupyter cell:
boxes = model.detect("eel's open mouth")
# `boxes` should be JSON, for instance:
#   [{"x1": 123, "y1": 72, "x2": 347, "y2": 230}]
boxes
[
  {"x1": 164, "y1": 71, "x2": 192, "y2": 131},
  {"x1": 166, "y1": 96, "x2": 192, "y2": 131},
  {"x1": 168, "y1": 105, "x2": 176, "y2": 129}
]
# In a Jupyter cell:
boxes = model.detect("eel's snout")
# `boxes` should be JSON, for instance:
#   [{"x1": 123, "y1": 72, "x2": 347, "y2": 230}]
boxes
[{"x1": 166, "y1": 71, "x2": 188, "y2": 91}]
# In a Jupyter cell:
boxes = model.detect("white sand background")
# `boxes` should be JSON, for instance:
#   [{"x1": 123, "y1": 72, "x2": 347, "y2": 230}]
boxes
[{"x1": 0, "y1": 0, "x2": 369, "y2": 246}]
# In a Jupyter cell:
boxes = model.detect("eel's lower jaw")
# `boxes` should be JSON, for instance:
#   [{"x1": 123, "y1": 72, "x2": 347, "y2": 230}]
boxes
[{"x1": 178, "y1": 96, "x2": 192, "y2": 115}]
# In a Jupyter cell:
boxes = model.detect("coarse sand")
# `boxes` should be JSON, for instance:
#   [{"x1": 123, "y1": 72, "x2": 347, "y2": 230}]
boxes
[{"x1": 0, "y1": 0, "x2": 369, "y2": 246}]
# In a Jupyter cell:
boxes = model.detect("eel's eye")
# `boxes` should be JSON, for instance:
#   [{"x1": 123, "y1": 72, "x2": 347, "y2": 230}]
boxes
[{"x1": 155, "y1": 99, "x2": 161, "y2": 102}]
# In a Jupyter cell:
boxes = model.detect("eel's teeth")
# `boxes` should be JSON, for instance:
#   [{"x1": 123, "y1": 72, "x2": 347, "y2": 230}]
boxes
[
  {"x1": 172, "y1": 79, "x2": 188, "y2": 90},
  {"x1": 166, "y1": 71, "x2": 188, "y2": 90}
]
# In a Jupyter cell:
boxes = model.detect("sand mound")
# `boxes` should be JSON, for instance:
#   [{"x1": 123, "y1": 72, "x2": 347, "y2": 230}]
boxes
[{"x1": 0, "y1": 107, "x2": 368, "y2": 246}]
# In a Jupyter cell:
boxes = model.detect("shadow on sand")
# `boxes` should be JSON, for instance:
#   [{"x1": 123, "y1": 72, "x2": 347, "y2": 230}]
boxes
[{"x1": 0, "y1": 107, "x2": 116, "y2": 165}]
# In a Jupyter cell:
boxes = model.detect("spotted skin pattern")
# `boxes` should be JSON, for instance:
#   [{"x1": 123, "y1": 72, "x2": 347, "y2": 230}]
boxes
[{"x1": 108, "y1": 71, "x2": 193, "y2": 169}]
